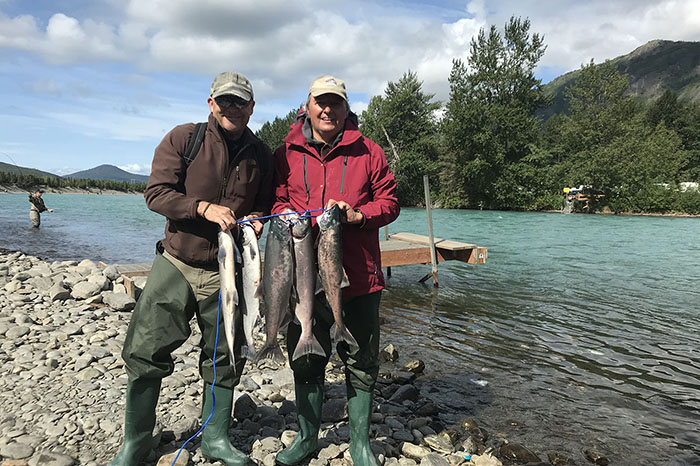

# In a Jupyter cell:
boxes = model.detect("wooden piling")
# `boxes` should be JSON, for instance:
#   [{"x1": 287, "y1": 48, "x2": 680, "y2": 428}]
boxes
[{"x1": 419, "y1": 175, "x2": 439, "y2": 287}]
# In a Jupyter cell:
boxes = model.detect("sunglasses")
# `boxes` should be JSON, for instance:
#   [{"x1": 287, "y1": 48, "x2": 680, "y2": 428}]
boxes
[{"x1": 215, "y1": 95, "x2": 250, "y2": 109}]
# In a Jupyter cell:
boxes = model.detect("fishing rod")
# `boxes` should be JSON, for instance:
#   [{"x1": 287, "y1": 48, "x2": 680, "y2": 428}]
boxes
[{"x1": 0, "y1": 151, "x2": 31, "y2": 193}]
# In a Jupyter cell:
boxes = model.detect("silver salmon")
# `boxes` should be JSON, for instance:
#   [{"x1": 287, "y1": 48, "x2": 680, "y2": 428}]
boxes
[
  {"x1": 291, "y1": 215, "x2": 325, "y2": 361},
  {"x1": 255, "y1": 215, "x2": 294, "y2": 364},
  {"x1": 317, "y1": 205, "x2": 358, "y2": 349},
  {"x1": 217, "y1": 229, "x2": 239, "y2": 372},
  {"x1": 240, "y1": 223, "x2": 262, "y2": 360}
]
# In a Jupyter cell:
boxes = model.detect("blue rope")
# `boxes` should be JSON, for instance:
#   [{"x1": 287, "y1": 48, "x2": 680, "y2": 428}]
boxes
[
  {"x1": 169, "y1": 292, "x2": 222, "y2": 465},
  {"x1": 235, "y1": 208, "x2": 324, "y2": 225}
]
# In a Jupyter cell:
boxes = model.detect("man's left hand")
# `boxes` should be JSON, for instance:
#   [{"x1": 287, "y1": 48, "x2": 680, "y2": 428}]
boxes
[
  {"x1": 327, "y1": 199, "x2": 363, "y2": 225},
  {"x1": 243, "y1": 216, "x2": 265, "y2": 238}
]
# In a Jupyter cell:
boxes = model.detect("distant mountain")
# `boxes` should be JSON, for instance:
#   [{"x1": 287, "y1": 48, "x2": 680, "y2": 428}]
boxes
[
  {"x1": 0, "y1": 161, "x2": 59, "y2": 178},
  {"x1": 64, "y1": 164, "x2": 149, "y2": 184},
  {"x1": 541, "y1": 40, "x2": 700, "y2": 118}
]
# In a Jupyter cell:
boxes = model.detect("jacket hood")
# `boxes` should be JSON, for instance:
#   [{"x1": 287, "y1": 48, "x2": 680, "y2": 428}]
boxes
[{"x1": 285, "y1": 111, "x2": 361, "y2": 150}]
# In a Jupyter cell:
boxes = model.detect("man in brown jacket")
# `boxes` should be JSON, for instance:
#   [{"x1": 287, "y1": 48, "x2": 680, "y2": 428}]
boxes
[{"x1": 110, "y1": 71, "x2": 274, "y2": 466}]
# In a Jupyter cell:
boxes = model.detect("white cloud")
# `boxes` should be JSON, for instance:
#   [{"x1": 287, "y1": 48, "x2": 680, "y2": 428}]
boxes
[
  {"x1": 118, "y1": 163, "x2": 151, "y2": 175},
  {"x1": 1, "y1": 0, "x2": 699, "y2": 173}
]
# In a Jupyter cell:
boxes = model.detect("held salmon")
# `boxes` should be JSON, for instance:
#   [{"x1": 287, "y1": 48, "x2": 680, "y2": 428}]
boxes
[
  {"x1": 254, "y1": 215, "x2": 294, "y2": 364},
  {"x1": 291, "y1": 215, "x2": 325, "y2": 361},
  {"x1": 240, "y1": 223, "x2": 262, "y2": 360},
  {"x1": 317, "y1": 205, "x2": 359, "y2": 349},
  {"x1": 217, "y1": 229, "x2": 239, "y2": 372}
]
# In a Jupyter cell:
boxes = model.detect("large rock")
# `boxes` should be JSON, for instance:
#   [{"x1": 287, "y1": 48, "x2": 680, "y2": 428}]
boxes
[
  {"x1": 103, "y1": 265, "x2": 121, "y2": 281},
  {"x1": 49, "y1": 282, "x2": 71, "y2": 302},
  {"x1": 401, "y1": 443, "x2": 431, "y2": 461},
  {"x1": 70, "y1": 281, "x2": 103, "y2": 300},
  {"x1": 102, "y1": 291, "x2": 136, "y2": 311}
]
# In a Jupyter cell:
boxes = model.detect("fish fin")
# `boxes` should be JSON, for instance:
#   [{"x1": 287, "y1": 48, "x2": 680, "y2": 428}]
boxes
[
  {"x1": 254, "y1": 282, "x2": 264, "y2": 299},
  {"x1": 240, "y1": 344, "x2": 256, "y2": 361},
  {"x1": 279, "y1": 309, "x2": 293, "y2": 331},
  {"x1": 314, "y1": 272, "x2": 324, "y2": 295},
  {"x1": 333, "y1": 325, "x2": 359, "y2": 350},
  {"x1": 340, "y1": 267, "x2": 350, "y2": 288},
  {"x1": 254, "y1": 342, "x2": 286, "y2": 365},
  {"x1": 292, "y1": 334, "x2": 327, "y2": 361},
  {"x1": 217, "y1": 245, "x2": 227, "y2": 263}
]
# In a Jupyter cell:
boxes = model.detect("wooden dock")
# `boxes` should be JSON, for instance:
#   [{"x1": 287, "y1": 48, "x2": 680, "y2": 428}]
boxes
[{"x1": 109, "y1": 232, "x2": 486, "y2": 296}]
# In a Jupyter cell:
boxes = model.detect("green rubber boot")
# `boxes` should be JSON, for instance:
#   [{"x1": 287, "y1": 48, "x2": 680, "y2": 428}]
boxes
[
  {"x1": 347, "y1": 386, "x2": 379, "y2": 466},
  {"x1": 109, "y1": 378, "x2": 161, "y2": 466},
  {"x1": 276, "y1": 384, "x2": 324, "y2": 466},
  {"x1": 200, "y1": 383, "x2": 249, "y2": 466}
]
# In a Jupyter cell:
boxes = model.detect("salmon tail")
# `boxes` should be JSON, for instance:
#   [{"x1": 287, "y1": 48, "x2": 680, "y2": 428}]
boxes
[
  {"x1": 240, "y1": 343, "x2": 257, "y2": 361},
  {"x1": 292, "y1": 333, "x2": 327, "y2": 361},
  {"x1": 253, "y1": 341, "x2": 286, "y2": 365},
  {"x1": 333, "y1": 324, "x2": 359, "y2": 350}
]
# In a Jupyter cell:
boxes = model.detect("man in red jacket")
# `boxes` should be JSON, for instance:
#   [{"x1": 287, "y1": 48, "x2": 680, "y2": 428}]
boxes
[{"x1": 272, "y1": 75, "x2": 399, "y2": 466}]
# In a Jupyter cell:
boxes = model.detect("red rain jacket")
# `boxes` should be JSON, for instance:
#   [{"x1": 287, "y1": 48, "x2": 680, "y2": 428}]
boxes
[{"x1": 272, "y1": 115, "x2": 400, "y2": 297}]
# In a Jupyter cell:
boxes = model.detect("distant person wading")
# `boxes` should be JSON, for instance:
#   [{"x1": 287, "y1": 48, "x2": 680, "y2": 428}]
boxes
[{"x1": 28, "y1": 190, "x2": 53, "y2": 228}]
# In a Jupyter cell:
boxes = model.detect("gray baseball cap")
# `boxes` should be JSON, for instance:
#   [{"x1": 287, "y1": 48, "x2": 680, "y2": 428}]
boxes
[{"x1": 210, "y1": 71, "x2": 254, "y2": 101}]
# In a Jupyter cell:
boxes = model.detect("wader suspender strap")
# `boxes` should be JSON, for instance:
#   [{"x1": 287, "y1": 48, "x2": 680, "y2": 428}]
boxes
[{"x1": 182, "y1": 122, "x2": 207, "y2": 166}]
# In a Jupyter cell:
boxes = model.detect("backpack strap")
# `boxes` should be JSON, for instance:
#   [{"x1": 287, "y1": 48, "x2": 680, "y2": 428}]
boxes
[{"x1": 182, "y1": 122, "x2": 207, "y2": 167}]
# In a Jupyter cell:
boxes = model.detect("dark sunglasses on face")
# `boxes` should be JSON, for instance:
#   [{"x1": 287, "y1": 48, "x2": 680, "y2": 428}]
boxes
[{"x1": 215, "y1": 95, "x2": 250, "y2": 109}]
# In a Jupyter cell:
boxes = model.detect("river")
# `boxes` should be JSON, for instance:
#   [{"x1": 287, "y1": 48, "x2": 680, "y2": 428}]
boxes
[{"x1": 1, "y1": 193, "x2": 699, "y2": 465}]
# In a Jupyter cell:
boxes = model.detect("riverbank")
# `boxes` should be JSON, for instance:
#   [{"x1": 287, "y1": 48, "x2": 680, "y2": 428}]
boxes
[
  {"x1": 0, "y1": 248, "x2": 601, "y2": 466},
  {"x1": 0, "y1": 184, "x2": 142, "y2": 195}
]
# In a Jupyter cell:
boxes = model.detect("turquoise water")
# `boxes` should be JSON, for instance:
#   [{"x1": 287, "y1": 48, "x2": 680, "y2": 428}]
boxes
[{"x1": 1, "y1": 194, "x2": 699, "y2": 464}]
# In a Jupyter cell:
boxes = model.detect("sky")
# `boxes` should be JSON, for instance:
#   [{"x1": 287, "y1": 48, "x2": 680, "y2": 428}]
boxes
[{"x1": 0, "y1": 0, "x2": 699, "y2": 176}]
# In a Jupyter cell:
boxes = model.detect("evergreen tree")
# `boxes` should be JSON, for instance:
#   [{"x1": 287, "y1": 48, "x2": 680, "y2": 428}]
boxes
[
  {"x1": 360, "y1": 71, "x2": 441, "y2": 205},
  {"x1": 549, "y1": 61, "x2": 687, "y2": 212},
  {"x1": 441, "y1": 16, "x2": 547, "y2": 208},
  {"x1": 255, "y1": 109, "x2": 299, "y2": 151}
]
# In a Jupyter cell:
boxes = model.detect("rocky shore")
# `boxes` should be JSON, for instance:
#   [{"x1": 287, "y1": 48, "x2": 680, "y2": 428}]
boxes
[{"x1": 0, "y1": 249, "x2": 603, "y2": 466}]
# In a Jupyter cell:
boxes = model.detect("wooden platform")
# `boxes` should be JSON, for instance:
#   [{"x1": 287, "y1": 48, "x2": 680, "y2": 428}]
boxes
[
  {"x1": 107, "y1": 232, "x2": 486, "y2": 296},
  {"x1": 381, "y1": 232, "x2": 487, "y2": 267}
]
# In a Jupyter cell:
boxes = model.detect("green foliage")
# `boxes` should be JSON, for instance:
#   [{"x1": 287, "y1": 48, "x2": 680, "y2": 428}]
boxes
[
  {"x1": 255, "y1": 108, "x2": 299, "y2": 151},
  {"x1": 0, "y1": 170, "x2": 146, "y2": 193},
  {"x1": 360, "y1": 71, "x2": 441, "y2": 206},
  {"x1": 441, "y1": 16, "x2": 548, "y2": 209}
]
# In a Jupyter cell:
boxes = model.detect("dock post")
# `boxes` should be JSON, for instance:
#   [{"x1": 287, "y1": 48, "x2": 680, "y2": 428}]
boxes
[
  {"x1": 384, "y1": 225, "x2": 391, "y2": 278},
  {"x1": 419, "y1": 175, "x2": 438, "y2": 287}
]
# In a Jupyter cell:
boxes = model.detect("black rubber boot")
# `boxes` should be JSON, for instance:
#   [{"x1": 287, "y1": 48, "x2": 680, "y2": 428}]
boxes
[
  {"x1": 276, "y1": 384, "x2": 324, "y2": 466},
  {"x1": 347, "y1": 386, "x2": 379, "y2": 466},
  {"x1": 200, "y1": 383, "x2": 249, "y2": 466},
  {"x1": 109, "y1": 378, "x2": 161, "y2": 466}
]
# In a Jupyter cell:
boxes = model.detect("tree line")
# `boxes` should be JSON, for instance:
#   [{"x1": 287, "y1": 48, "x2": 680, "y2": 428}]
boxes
[
  {"x1": 0, "y1": 171, "x2": 146, "y2": 193},
  {"x1": 256, "y1": 17, "x2": 700, "y2": 215}
]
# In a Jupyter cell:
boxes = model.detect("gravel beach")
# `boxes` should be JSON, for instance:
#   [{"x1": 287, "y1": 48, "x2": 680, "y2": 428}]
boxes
[{"x1": 0, "y1": 248, "x2": 587, "y2": 466}]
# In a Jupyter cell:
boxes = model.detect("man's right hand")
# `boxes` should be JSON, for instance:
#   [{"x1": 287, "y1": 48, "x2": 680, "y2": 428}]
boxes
[{"x1": 198, "y1": 201, "x2": 237, "y2": 231}]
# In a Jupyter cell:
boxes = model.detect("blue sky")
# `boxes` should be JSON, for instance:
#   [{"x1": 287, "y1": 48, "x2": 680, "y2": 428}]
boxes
[{"x1": 1, "y1": 0, "x2": 698, "y2": 176}]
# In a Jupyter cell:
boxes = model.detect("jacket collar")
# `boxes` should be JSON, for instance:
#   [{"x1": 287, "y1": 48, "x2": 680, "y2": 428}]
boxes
[{"x1": 285, "y1": 111, "x2": 362, "y2": 151}]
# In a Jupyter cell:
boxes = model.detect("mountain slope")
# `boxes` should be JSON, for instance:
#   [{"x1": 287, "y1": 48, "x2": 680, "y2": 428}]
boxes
[
  {"x1": 541, "y1": 40, "x2": 700, "y2": 118},
  {"x1": 0, "y1": 161, "x2": 60, "y2": 178},
  {"x1": 64, "y1": 164, "x2": 149, "y2": 184}
]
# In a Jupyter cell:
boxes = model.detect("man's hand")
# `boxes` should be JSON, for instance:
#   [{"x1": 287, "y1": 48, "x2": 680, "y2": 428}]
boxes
[
  {"x1": 48, "y1": 209, "x2": 54, "y2": 212},
  {"x1": 243, "y1": 216, "x2": 264, "y2": 238},
  {"x1": 326, "y1": 199, "x2": 363, "y2": 225},
  {"x1": 199, "y1": 201, "x2": 237, "y2": 231}
]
